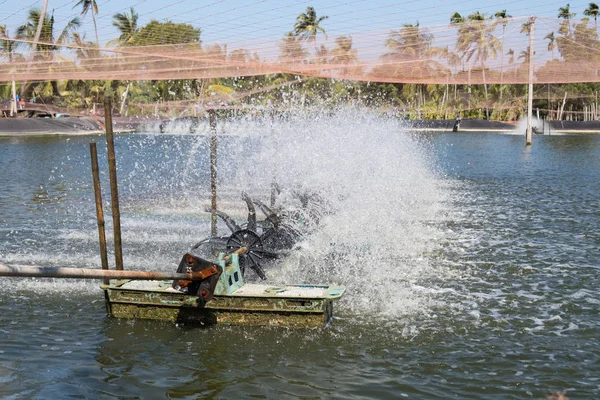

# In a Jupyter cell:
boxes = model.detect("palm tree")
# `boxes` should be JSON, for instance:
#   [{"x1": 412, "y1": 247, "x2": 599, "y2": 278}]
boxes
[
  {"x1": 518, "y1": 46, "x2": 531, "y2": 64},
  {"x1": 111, "y1": 7, "x2": 138, "y2": 46},
  {"x1": 558, "y1": 4, "x2": 576, "y2": 34},
  {"x1": 521, "y1": 20, "x2": 534, "y2": 35},
  {"x1": 545, "y1": 32, "x2": 557, "y2": 59},
  {"x1": 544, "y1": 32, "x2": 557, "y2": 119},
  {"x1": 450, "y1": 12, "x2": 465, "y2": 24},
  {"x1": 453, "y1": 12, "x2": 501, "y2": 119},
  {"x1": 441, "y1": 46, "x2": 462, "y2": 100},
  {"x1": 331, "y1": 35, "x2": 361, "y2": 78},
  {"x1": 0, "y1": 26, "x2": 21, "y2": 62},
  {"x1": 293, "y1": 6, "x2": 328, "y2": 46},
  {"x1": 17, "y1": 9, "x2": 81, "y2": 96},
  {"x1": 17, "y1": 9, "x2": 81, "y2": 60},
  {"x1": 278, "y1": 32, "x2": 308, "y2": 63},
  {"x1": 330, "y1": 35, "x2": 359, "y2": 70},
  {"x1": 383, "y1": 23, "x2": 441, "y2": 117},
  {"x1": 450, "y1": 12, "x2": 471, "y2": 85},
  {"x1": 384, "y1": 23, "x2": 434, "y2": 61},
  {"x1": 506, "y1": 48, "x2": 515, "y2": 64},
  {"x1": 584, "y1": 2, "x2": 600, "y2": 28},
  {"x1": 19, "y1": 0, "x2": 48, "y2": 98},
  {"x1": 494, "y1": 10, "x2": 511, "y2": 20},
  {"x1": 558, "y1": 4, "x2": 576, "y2": 19},
  {"x1": 0, "y1": 25, "x2": 22, "y2": 115},
  {"x1": 72, "y1": 32, "x2": 100, "y2": 62},
  {"x1": 470, "y1": 15, "x2": 500, "y2": 119},
  {"x1": 67, "y1": 32, "x2": 101, "y2": 109},
  {"x1": 468, "y1": 11, "x2": 486, "y2": 21},
  {"x1": 495, "y1": 10, "x2": 512, "y2": 99},
  {"x1": 74, "y1": 0, "x2": 99, "y2": 47}
]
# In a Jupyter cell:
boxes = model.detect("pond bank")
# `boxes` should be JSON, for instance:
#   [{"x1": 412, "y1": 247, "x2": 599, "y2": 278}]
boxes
[
  {"x1": 2, "y1": 116, "x2": 600, "y2": 135},
  {"x1": 406, "y1": 118, "x2": 600, "y2": 134}
]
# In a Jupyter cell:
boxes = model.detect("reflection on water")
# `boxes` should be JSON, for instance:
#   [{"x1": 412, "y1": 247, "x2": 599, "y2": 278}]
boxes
[{"x1": 1, "y1": 114, "x2": 599, "y2": 398}]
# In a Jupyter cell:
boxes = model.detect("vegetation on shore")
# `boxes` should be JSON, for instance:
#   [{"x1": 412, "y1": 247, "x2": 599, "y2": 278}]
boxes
[{"x1": 2, "y1": 3, "x2": 600, "y2": 121}]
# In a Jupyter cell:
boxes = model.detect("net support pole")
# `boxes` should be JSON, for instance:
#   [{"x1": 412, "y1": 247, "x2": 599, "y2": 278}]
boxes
[
  {"x1": 209, "y1": 108, "x2": 218, "y2": 237},
  {"x1": 526, "y1": 16, "x2": 536, "y2": 146},
  {"x1": 104, "y1": 96, "x2": 124, "y2": 271},
  {"x1": 90, "y1": 142, "x2": 110, "y2": 285}
]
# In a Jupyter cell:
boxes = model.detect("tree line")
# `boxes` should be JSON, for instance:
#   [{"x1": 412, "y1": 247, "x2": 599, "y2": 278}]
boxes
[{"x1": 2, "y1": 2, "x2": 600, "y2": 121}]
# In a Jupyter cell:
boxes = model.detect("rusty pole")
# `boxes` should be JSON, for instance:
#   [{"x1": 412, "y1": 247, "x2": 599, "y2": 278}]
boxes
[
  {"x1": 104, "y1": 96, "x2": 124, "y2": 270},
  {"x1": 90, "y1": 142, "x2": 109, "y2": 284},
  {"x1": 209, "y1": 108, "x2": 218, "y2": 237}
]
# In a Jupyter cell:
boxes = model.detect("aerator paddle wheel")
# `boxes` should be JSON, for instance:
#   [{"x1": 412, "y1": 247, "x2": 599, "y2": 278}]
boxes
[
  {"x1": 187, "y1": 189, "x2": 327, "y2": 281},
  {"x1": 226, "y1": 229, "x2": 278, "y2": 280}
]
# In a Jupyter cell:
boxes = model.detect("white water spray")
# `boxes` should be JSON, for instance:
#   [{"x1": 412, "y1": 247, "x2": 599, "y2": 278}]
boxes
[
  {"x1": 514, "y1": 116, "x2": 547, "y2": 135},
  {"x1": 229, "y1": 107, "x2": 455, "y2": 319}
]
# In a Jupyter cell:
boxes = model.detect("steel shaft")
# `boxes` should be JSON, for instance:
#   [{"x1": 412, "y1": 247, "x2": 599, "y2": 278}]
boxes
[{"x1": 0, "y1": 264, "x2": 198, "y2": 281}]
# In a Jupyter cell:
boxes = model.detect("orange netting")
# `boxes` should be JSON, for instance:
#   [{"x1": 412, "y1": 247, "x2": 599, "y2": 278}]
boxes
[{"x1": 1, "y1": 16, "x2": 600, "y2": 84}]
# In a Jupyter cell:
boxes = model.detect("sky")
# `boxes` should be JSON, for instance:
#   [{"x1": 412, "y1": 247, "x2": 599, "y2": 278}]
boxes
[{"x1": 0, "y1": 0, "x2": 596, "y2": 48}]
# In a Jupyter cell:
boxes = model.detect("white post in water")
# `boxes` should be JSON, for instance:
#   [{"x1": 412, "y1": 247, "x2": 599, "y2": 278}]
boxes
[
  {"x1": 10, "y1": 79, "x2": 17, "y2": 116},
  {"x1": 526, "y1": 16, "x2": 536, "y2": 146}
]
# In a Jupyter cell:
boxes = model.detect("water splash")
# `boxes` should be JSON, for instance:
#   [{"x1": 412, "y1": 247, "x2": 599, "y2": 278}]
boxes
[
  {"x1": 514, "y1": 116, "x2": 546, "y2": 135},
  {"x1": 225, "y1": 107, "x2": 457, "y2": 320}
]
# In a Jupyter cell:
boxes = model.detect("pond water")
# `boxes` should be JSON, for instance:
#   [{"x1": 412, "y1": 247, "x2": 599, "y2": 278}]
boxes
[{"x1": 1, "y1": 112, "x2": 598, "y2": 399}]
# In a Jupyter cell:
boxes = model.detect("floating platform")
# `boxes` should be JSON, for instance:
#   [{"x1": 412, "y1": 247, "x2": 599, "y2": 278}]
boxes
[{"x1": 104, "y1": 280, "x2": 345, "y2": 328}]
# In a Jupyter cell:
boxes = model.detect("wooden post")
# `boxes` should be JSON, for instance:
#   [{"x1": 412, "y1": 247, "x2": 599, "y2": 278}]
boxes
[
  {"x1": 526, "y1": 16, "x2": 536, "y2": 146},
  {"x1": 104, "y1": 96, "x2": 124, "y2": 271},
  {"x1": 208, "y1": 108, "x2": 218, "y2": 237},
  {"x1": 90, "y1": 143, "x2": 110, "y2": 284}
]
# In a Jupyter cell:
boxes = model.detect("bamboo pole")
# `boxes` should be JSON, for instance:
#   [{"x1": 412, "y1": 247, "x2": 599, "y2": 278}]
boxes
[
  {"x1": 209, "y1": 108, "x2": 218, "y2": 237},
  {"x1": 104, "y1": 96, "x2": 124, "y2": 271},
  {"x1": 90, "y1": 143, "x2": 109, "y2": 285}
]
